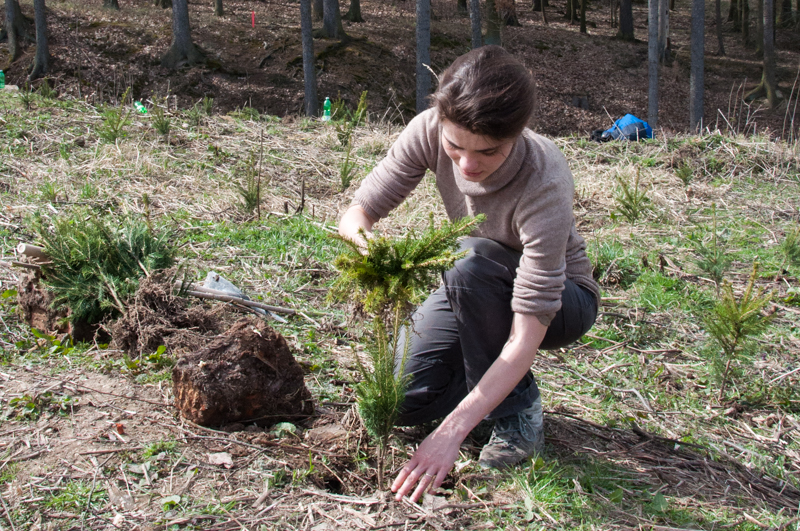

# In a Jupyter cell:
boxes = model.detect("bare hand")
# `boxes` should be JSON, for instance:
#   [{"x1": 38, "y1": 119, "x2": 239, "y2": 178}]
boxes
[{"x1": 390, "y1": 426, "x2": 463, "y2": 503}]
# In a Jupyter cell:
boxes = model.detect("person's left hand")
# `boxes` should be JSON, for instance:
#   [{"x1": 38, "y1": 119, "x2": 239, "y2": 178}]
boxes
[{"x1": 390, "y1": 425, "x2": 464, "y2": 503}]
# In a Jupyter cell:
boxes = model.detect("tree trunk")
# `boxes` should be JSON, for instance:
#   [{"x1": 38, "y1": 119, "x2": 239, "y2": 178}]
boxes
[
  {"x1": 29, "y1": 0, "x2": 48, "y2": 80},
  {"x1": 469, "y1": 0, "x2": 481, "y2": 47},
  {"x1": 300, "y1": 0, "x2": 318, "y2": 117},
  {"x1": 161, "y1": 0, "x2": 205, "y2": 69},
  {"x1": 648, "y1": 0, "x2": 659, "y2": 127},
  {"x1": 755, "y1": 0, "x2": 764, "y2": 52},
  {"x1": 716, "y1": 0, "x2": 726, "y2": 54},
  {"x1": 485, "y1": 0, "x2": 502, "y2": 44},
  {"x1": 497, "y1": 0, "x2": 521, "y2": 25},
  {"x1": 104, "y1": 0, "x2": 119, "y2": 9},
  {"x1": 618, "y1": 0, "x2": 634, "y2": 39},
  {"x1": 156, "y1": 0, "x2": 171, "y2": 8},
  {"x1": 745, "y1": 0, "x2": 778, "y2": 106},
  {"x1": 5, "y1": 0, "x2": 33, "y2": 62},
  {"x1": 777, "y1": 0, "x2": 791, "y2": 24},
  {"x1": 312, "y1": 0, "x2": 323, "y2": 20},
  {"x1": 317, "y1": 0, "x2": 348, "y2": 40},
  {"x1": 690, "y1": 0, "x2": 704, "y2": 131},
  {"x1": 580, "y1": 0, "x2": 587, "y2": 32},
  {"x1": 741, "y1": 0, "x2": 750, "y2": 44},
  {"x1": 457, "y1": 0, "x2": 468, "y2": 16},
  {"x1": 658, "y1": 0, "x2": 669, "y2": 62},
  {"x1": 566, "y1": 0, "x2": 575, "y2": 21},
  {"x1": 416, "y1": 0, "x2": 431, "y2": 114},
  {"x1": 537, "y1": 0, "x2": 548, "y2": 23},
  {"x1": 344, "y1": 0, "x2": 364, "y2": 22},
  {"x1": 728, "y1": 0, "x2": 740, "y2": 25},
  {"x1": 214, "y1": 0, "x2": 223, "y2": 16}
]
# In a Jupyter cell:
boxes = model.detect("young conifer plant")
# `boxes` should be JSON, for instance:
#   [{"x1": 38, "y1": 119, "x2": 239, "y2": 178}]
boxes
[
  {"x1": 332, "y1": 213, "x2": 485, "y2": 488},
  {"x1": 33, "y1": 210, "x2": 176, "y2": 327},
  {"x1": 704, "y1": 263, "x2": 773, "y2": 401}
]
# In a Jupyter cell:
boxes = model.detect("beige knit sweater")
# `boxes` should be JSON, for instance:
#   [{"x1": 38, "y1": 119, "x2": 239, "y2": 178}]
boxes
[{"x1": 353, "y1": 109, "x2": 599, "y2": 326}]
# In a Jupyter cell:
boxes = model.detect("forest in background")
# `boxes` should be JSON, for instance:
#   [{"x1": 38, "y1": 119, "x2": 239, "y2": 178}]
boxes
[{"x1": 0, "y1": 0, "x2": 798, "y2": 137}]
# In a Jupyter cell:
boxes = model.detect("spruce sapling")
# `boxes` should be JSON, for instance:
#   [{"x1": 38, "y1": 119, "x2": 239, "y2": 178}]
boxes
[
  {"x1": 33, "y1": 210, "x2": 175, "y2": 328},
  {"x1": 332, "y1": 214, "x2": 485, "y2": 487},
  {"x1": 704, "y1": 263, "x2": 773, "y2": 401}
]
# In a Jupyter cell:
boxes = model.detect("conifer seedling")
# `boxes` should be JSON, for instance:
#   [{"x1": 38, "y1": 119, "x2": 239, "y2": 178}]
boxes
[
  {"x1": 332, "y1": 214, "x2": 485, "y2": 487},
  {"x1": 704, "y1": 263, "x2": 773, "y2": 401}
]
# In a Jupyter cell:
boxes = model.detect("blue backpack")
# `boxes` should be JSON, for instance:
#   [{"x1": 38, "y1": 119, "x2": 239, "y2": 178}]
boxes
[{"x1": 591, "y1": 114, "x2": 653, "y2": 142}]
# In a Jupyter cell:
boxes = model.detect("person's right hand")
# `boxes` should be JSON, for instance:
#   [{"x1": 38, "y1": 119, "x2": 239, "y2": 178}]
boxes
[{"x1": 338, "y1": 205, "x2": 376, "y2": 253}]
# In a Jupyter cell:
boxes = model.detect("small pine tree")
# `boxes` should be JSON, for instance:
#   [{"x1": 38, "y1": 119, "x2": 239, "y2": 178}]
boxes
[
  {"x1": 704, "y1": 263, "x2": 773, "y2": 401},
  {"x1": 332, "y1": 214, "x2": 485, "y2": 487}
]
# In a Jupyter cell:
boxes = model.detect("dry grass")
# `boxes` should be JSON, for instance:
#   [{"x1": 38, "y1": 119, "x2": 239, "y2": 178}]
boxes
[{"x1": 0, "y1": 91, "x2": 799, "y2": 530}]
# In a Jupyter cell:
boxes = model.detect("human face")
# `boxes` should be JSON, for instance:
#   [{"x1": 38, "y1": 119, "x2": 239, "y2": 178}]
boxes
[{"x1": 441, "y1": 120, "x2": 515, "y2": 183}]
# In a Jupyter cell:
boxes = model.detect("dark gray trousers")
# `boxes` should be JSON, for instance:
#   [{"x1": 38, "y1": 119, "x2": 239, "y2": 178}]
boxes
[{"x1": 395, "y1": 237, "x2": 598, "y2": 426}]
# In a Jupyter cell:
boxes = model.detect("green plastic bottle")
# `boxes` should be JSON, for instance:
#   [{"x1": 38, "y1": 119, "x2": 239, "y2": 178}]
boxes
[
  {"x1": 322, "y1": 97, "x2": 332, "y2": 122},
  {"x1": 134, "y1": 101, "x2": 147, "y2": 114},
  {"x1": 0, "y1": 71, "x2": 5, "y2": 90}
]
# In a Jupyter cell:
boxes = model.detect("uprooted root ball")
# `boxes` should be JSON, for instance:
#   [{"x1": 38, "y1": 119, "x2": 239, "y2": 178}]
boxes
[{"x1": 108, "y1": 271, "x2": 223, "y2": 357}]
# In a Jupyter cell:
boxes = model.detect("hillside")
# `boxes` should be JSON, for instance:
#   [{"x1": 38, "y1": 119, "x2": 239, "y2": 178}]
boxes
[
  {"x1": 0, "y1": 84, "x2": 799, "y2": 529},
  {"x1": 0, "y1": 0, "x2": 798, "y2": 137}
]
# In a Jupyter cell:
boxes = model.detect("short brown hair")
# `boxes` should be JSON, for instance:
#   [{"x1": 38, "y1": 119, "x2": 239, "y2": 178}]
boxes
[{"x1": 430, "y1": 46, "x2": 535, "y2": 140}]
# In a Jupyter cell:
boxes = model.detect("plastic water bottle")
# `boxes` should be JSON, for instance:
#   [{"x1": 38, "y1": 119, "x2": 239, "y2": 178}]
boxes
[
  {"x1": 134, "y1": 101, "x2": 147, "y2": 114},
  {"x1": 0, "y1": 71, "x2": 5, "y2": 90},
  {"x1": 322, "y1": 97, "x2": 331, "y2": 122}
]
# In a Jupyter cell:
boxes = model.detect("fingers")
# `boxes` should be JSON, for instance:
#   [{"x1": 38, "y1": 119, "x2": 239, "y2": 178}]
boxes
[
  {"x1": 409, "y1": 470, "x2": 438, "y2": 503},
  {"x1": 392, "y1": 466, "x2": 442, "y2": 503}
]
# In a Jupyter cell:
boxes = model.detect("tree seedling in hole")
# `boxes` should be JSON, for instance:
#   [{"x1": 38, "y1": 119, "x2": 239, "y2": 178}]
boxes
[{"x1": 332, "y1": 214, "x2": 484, "y2": 488}]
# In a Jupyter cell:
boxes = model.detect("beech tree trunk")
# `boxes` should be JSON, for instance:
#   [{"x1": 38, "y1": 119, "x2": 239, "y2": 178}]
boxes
[
  {"x1": 716, "y1": 0, "x2": 726, "y2": 54},
  {"x1": 300, "y1": 0, "x2": 318, "y2": 117},
  {"x1": 580, "y1": 0, "x2": 587, "y2": 33},
  {"x1": 29, "y1": 0, "x2": 48, "y2": 80},
  {"x1": 5, "y1": 0, "x2": 33, "y2": 62},
  {"x1": 741, "y1": 0, "x2": 750, "y2": 44},
  {"x1": 344, "y1": 0, "x2": 364, "y2": 22},
  {"x1": 755, "y1": 0, "x2": 764, "y2": 52},
  {"x1": 658, "y1": 0, "x2": 669, "y2": 62},
  {"x1": 104, "y1": 0, "x2": 119, "y2": 9},
  {"x1": 416, "y1": 0, "x2": 431, "y2": 113},
  {"x1": 485, "y1": 0, "x2": 502, "y2": 44},
  {"x1": 214, "y1": 0, "x2": 223, "y2": 16},
  {"x1": 161, "y1": 0, "x2": 205, "y2": 69},
  {"x1": 729, "y1": 0, "x2": 740, "y2": 26},
  {"x1": 648, "y1": 0, "x2": 659, "y2": 127},
  {"x1": 469, "y1": 0, "x2": 482, "y2": 47},
  {"x1": 745, "y1": 0, "x2": 778, "y2": 106},
  {"x1": 777, "y1": 0, "x2": 791, "y2": 24},
  {"x1": 317, "y1": 0, "x2": 347, "y2": 40},
  {"x1": 618, "y1": 0, "x2": 634, "y2": 39},
  {"x1": 498, "y1": 0, "x2": 521, "y2": 25},
  {"x1": 690, "y1": 0, "x2": 704, "y2": 131},
  {"x1": 566, "y1": 0, "x2": 576, "y2": 21},
  {"x1": 312, "y1": 0, "x2": 323, "y2": 21}
]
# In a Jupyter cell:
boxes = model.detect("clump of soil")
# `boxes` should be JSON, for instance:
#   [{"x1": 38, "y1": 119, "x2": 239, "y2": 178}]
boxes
[
  {"x1": 108, "y1": 271, "x2": 223, "y2": 357},
  {"x1": 17, "y1": 272, "x2": 69, "y2": 336},
  {"x1": 172, "y1": 317, "x2": 314, "y2": 427}
]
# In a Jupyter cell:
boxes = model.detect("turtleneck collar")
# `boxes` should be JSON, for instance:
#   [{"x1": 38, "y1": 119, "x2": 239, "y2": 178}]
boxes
[{"x1": 450, "y1": 133, "x2": 528, "y2": 197}]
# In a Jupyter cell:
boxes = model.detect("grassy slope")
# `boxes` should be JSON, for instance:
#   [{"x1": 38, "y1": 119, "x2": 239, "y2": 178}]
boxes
[{"x1": 0, "y1": 90, "x2": 799, "y2": 530}]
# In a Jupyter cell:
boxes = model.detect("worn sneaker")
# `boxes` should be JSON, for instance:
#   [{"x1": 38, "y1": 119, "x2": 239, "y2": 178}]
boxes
[{"x1": 478, "y1": 396, "x2": 544, "y2": 469}]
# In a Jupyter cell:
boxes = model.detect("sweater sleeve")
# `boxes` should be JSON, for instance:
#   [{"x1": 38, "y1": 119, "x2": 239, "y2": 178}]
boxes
[
  {"x1": 352, "y1": 109, "x2": 440, "y2": 221},
  {"x1": 511, "y1": 148, "x2": 574, "y2": 326}
]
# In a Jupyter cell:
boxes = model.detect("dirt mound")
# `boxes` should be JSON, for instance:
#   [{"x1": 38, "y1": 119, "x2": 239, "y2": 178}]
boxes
[
  {"x1": 172, "y1": 317, "x2": 314, "y2": 427},
  {"x1": 108, "y1": 271, "x2": 223, "y2": 357},
  {"x1": 17, "y1": 272, "x2": 69, "y2": 337}
]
